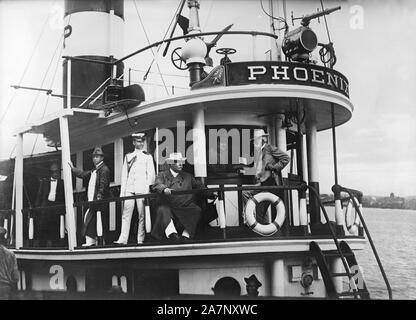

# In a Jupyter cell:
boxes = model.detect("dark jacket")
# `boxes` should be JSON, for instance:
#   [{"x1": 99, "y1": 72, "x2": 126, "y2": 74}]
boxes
[
  {"x1": 35, "y1": 178, "x2": 65, "y2": 207},
  {"x1": 71, "y1": 162, "x2": 111, "y2": 238},
  {"x1": 256, "y1": 144, "x2": 290, "y2": 185},
  {"x1": 151, "y1": 169, "x2": 203, "y2": 240},
  {"x1": 153, "y1": 169, "x2": 203, "y2": 206},
  {"x1": 71, "y1": 162, "x2": 111, "y2": 201},
  {"x1": 34, "y1": 178, "x2": 65, "y2": 243},
  {"x1": 0, "y1": 245, "x2": 19, "y2": 299}
]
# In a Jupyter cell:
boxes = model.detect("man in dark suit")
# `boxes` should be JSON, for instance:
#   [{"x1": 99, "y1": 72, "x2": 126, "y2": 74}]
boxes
[
  {"x1": 0, "y1": 227, "x2": 19, "y2": 300},
  {"x1": 35, "y1": 162, "x2": 65, "y2": 247},
  {"x1": 69, "y1": 147, "x2": 111, "y2": 246},
  {"x1": 151, "y1": 152, "x2": 203, "y2": 243},
  {"x1": 244, "y1": 274, "x2": 262, "y2": 297},
  {"x1": 243, "y1": 129, "x2": 290, "y2": 224}
]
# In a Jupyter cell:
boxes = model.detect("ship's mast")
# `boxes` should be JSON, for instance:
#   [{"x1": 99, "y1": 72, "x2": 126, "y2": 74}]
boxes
[
  {"x1": 181, "y1": 0, "x2": 207, "y2": 182},
  {"x1": 268, "y1": 0, "x2": 281, "y2": 61}
]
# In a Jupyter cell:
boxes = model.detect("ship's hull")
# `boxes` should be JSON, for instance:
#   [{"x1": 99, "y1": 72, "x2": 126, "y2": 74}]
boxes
[{"x1": 13, "y1": 237, "x2": 365, "y2": 299}]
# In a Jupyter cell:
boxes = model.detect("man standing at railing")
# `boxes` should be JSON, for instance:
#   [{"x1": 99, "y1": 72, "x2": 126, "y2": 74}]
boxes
[
  {"x1": 151, "y1": 152, "x2": 203, "y2": 243},
  {"x1": 34, "y1": 162, "x2": 65, "y2": 247},
  {"x1": 242, "y1": 129, "x2": 290, "y2": 224},
  {"x1": 0, "y1": 227, "x2": 19, "y2": 300},
  {"x1": 69, "y1": 147, "x2": 111, "y2": 246},
  {"x1": 114, "y1": 133, "x2": 155, "y2": 245}
]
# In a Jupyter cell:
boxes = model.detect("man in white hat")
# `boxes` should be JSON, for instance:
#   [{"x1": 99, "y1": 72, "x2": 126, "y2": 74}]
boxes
[
  {"x1": 243, "y1": 129, "x2": 289, "y2": 223},
  {"x1": 0, "y1": 226, "x2": 19, "y2": 299},
  {"x1": 69, "y1": 146, "x2": 111, "y2": 246},
  {"x1": 151, "y1": 152, "x2": 203, "y2": 242},
  {"x1": 114, "y1": 133, "x2": 155, "y2": 245}
]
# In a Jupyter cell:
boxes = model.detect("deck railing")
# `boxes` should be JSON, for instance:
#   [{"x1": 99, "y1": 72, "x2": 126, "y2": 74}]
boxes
[{"x1": 15, "y1": 181, "x2": 371, "y2": 250}]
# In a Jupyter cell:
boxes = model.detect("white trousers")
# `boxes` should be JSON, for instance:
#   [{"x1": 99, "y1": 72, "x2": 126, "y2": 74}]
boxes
[{"x1": 116, "y1": 192, "x2": 145, "y2": 243}]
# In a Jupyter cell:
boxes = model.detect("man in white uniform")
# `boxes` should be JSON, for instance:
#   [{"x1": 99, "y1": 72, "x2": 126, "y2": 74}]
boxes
[{"x1": 115, "y1": 133, "x2": 156, "y2": 244}]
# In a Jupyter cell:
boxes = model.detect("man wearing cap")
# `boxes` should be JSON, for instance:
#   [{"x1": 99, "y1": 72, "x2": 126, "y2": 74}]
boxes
[
  {"x1": 151, "y1": 152, "x2": 203, "y2": 242},
  {"x1": 115, "y1": 133, "x2": 155, "y2": 245},
  {"x1": 34, "y1": 162, "x2": 65, "y2": 247},
  {"x1": 243, "y1": 129, "x2": 290, "y2": 223},
  {"x1": 0, "y1": 227, "x2": 19, "y2": 299},
  {"x1": 69, "y1": 146, "x2": 111, "y2": 246},
  {"x1": 244, "y1": 274, "x2": 262, "y2": 297}
]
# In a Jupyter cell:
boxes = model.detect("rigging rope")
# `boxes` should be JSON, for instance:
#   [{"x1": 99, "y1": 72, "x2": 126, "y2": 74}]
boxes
[
  {"x1": 129, "y1": 68, "x2": 188, "y2": 78},
  {"x1": 30, "y1": 39, "x2": 64, "y2": 156},
  {"x1": 133, "y1": 0, "x2": 169, "y2": 94},
  {"x1": 142, "y1": 0, "x2": 184, "y2": 81},
  {"x1": 24, "y1": 34, "x2": 64, "y2": 124},
  {"x1": 0, "y1": 0, "x2": 57, "y2": 125},
  {"x1": 259, "y1": 0, "x2": 288, "y2": 33},
  {"x1": 320, "y1": 0, "x2": 332, "y2": 43},
  {"x1": 318, "y1": 0, "x2": 336, "y2": 68}
]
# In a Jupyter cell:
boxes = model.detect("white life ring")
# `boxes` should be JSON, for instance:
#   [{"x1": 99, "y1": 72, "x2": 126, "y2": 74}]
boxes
[
  {"x1": 345, "y1": 197, "x2": 361, "y2": 235},
  {"x1": 244, "y1": 192, "x2": 285, "y2": 236}
]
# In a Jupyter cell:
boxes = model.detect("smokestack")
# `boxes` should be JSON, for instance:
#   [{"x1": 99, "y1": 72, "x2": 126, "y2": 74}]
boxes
[{"x1": 62, "y1": 0, "x2": 124, "y2": 109}]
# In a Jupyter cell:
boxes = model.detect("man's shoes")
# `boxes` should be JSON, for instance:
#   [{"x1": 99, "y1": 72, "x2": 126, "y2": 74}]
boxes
[
  {"x1": 180, "y1": 235, "x2": 191, "y2": 242},
  {"x1": 113, "y1": 241, "x2": 126, "y2": 246},
  {"x1": 82, "y1": 242, "x2": 96, "y2": 247},
  {"x1": 167, "y1": 233, "x2": 181, "y2": 243},
  {"x1": 82, "y1": 236, "x2": 96, "y2": 247}
]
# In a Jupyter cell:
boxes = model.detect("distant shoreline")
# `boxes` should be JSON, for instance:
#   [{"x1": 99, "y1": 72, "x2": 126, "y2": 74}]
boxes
[{"x1": 361, "y1": 206, "x2": 416, "y2": 212}]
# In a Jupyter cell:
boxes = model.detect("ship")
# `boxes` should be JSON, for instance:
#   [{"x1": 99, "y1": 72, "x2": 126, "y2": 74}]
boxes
[{"x1": 0, "y1": 0, "x2": 392, "y2": 300}]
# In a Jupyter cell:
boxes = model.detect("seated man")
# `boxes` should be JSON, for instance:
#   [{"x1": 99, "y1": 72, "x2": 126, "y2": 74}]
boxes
[{"x1": 151, "y1": 152, "x2": 203, "y2": 242}]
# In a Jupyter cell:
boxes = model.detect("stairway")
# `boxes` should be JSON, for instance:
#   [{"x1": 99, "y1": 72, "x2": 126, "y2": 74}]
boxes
[{"x1": 310, "y1": 241, "x2": 370, "y2": 299}]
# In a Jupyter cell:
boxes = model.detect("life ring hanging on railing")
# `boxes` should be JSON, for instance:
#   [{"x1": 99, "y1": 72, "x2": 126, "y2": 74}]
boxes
[
  {"x1": 344, "y1": 197, "x2": 361, "y2": 235},
  {"x1": 244, "y1": 192, "x2": 285, "y2": 236}
]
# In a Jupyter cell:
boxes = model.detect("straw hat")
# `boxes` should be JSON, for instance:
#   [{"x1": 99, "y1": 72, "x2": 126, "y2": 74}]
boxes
[
  {"x1": 251, "y1": 129, "x2": 269, "y2": 141},
  {"x1": 166, "y1": 152, "x2": 186, "y2": 163}
]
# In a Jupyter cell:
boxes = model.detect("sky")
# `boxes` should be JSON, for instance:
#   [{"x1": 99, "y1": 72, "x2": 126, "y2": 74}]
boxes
[{"x1": 0, "y1": 0, "x2": 415, "y2": 197}]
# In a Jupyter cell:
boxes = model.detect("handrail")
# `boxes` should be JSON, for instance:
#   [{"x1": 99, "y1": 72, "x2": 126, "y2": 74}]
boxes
[
  {"x1": 333, "y1": 184, "x2": 393, "y2": 300},
  {"x1": 63, "y1": 30, "x2": 279, "y2": 66},
  {"x1": 306, "y1": 185, "x2": 360, "y2": 299},
  {"x1": 320, "y1": 195, "x2": 355, "y2": 206},
  {"x1": 0, "y1": 209, "x2": 14, "y2": 219},
  {"x1": 24, "y1": 183, "x2": 306, "y2": 212}
]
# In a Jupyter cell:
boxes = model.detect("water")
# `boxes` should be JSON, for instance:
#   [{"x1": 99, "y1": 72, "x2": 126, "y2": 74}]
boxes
[{"x1": 325, "y1": 207, "x2": 416, "y2": 300}]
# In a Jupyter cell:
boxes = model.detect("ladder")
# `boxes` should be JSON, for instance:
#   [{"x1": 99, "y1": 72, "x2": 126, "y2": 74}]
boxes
[{"x1": 310, "y1": 240, "x2": 370, "y2": 299}]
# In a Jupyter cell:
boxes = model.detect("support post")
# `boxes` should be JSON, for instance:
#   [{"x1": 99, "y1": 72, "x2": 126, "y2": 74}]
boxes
[
  {"x1": 192, "y1": 107, "x2": 207, "y2": 180},
  {"x1": 75, "y1": 151, "x2": 83, "y2": 191},
  {"x1": 270, "y1": 259, "x2": 285, "y2": 296},
  {"x1": 305, "y1": 108, "x2": 321, "y2": 226},
  {"x1": 296, "y1": 103, "x2": 308, "y2": 234},
  {"x1": 218, "y1": 190, "x2": 226, "y2": 239},
  {"x1": 331, "y1": 104, "x2": 344, "y2": 235},
  {"x1": 114, "y1": 138, "x2": 123, "y2": 185},
  {"x1": 145, "y1": 198, "x2": 152, "y2": 234},
  {"x1": 14, "y1": 133, "x2": 24, "y2": 249},
  {"x1": 66, "y1": 58, "x2": 71, "y2": 109},
  {"x1": 59, "y1": 116, "x2": 77, "y2": 250}
]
